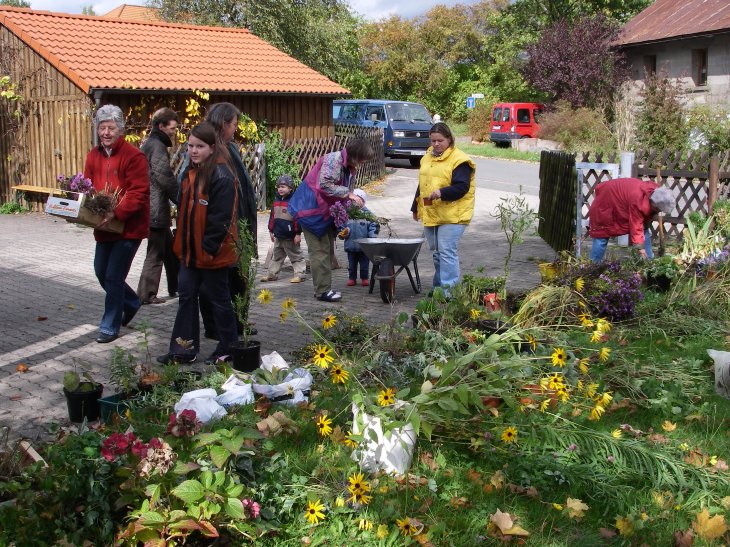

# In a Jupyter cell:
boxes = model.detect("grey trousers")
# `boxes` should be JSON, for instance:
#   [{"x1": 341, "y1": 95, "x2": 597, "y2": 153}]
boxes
[
  {"x1": 302, "y1": 227, "x2": 335, "y2": 295},
  {"x1": 267, "y1": 238, "x2": 306, "y2": 277}
]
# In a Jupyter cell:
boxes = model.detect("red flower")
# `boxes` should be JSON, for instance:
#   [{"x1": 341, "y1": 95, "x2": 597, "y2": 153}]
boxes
[
  {"x1": 166, "y1": 410, "x2": 202, "y2": 438},
  {"x1": 100, "y1": 432, "x2": 137, "y2": 461},
  {"x1": 130, "y1": 439, "x2": 149, "y2": 458}
]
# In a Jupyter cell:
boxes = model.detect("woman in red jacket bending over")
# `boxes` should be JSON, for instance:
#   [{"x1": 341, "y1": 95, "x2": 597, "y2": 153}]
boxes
[{"x1": 158, "y1": 122, "x2": 239, "y2": 365}]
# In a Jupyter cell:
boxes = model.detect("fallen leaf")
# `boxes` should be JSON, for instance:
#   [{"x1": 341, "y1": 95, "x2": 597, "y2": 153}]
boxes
[
  {"x1": 490, "y1": 470, "x2": 506, "y2": 490},
  {"x1": 507, "y1": 484, "x2": 539, "y2": 498},
  {"x1": 684, "y1": 414, "x2": 704, "y2": 423},
  {"x1": 673, "y1": 529, "x2": 694, "y2": 547},
  {"x1": 466, "y1": 468, "x2": 482, "y2": 484},
  {"x1": 713, "y1": 459, "x2": 728, "y2": 472},
  {"x1": 692, "y1": 508, "x2": 728, "y2": 540},
  {"x1": 652, "y1": 490, "x2": 675, "y2": 509},
  {"x1": 662, "y1": 420, "x2": 677, "y2": 432},
  {"x1": 254, "y1": 398, "x2": 272, "y2": 418},
  {"x1": 416, "y1": 496, "x2": 433, "y2": 514},
  {"x1": 420, "y1": 452, "x2": 439, "y2": 471},
  {"x1": 15, "y1": 363, "x2": 29, "y2": 373},
  {"x1": 648, "y1": 433, "x2": 669, "y2": 444},
  {"x1": 599, "y1": 528, "x2": 617, "y2": 539},
  {"x1": 36, "y1": 316, "x2": 47, "y2": 321},
  {"x1": 565, "y1": 498, "x2": 589, "y2": 519},
  {"x1": 301, "y1": 536, "x2": 311, "y2": 545},
  {"x1": 720, "y1": 496, "x2": 730, "y2": 510},
  {"x1": 489, "y1": 509, "x2": 530, "y2": 537},
  {"x1": 615, "y1": 516, "x2": 634, "y2": 536},
  {"x1": 449, "y1": 496, "x2": 469, "y2": 508},
  {"x1": 67, "y1": 304, "x2": 75, "y2": 309},
  {"x1": 329, "y1": 425, "x2": 344, "y2": 444},
  {"x1": 684, "y1": 450, "x2": 707, "y2": 467}
]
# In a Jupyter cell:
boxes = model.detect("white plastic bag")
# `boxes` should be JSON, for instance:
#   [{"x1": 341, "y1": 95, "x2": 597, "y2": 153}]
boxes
[
  {"x1": 216, "y1": 374, "x2": 254, "y2": 407},
  {"x1": 252, "y1": 368, "x2": 313, "y2": 405},
  {"x1": 708, "y1": 349, "x2": 730, "y2": 399},
  {"x1": 261, "y1": 351, "x2": 290, "y2": 373},
  {"x1": 174, "y1": 388, "x2": 227, "y2": 424},
  {"x1": 350, "y1": 403, "x2": 416, "y2": 475}
]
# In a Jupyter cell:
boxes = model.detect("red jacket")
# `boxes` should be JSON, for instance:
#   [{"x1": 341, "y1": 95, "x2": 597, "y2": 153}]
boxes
[
  {"x1": 589, "y1": 178, "x2": 658, "y2": 245},
  {"x1": 84, "y1": 137, "x2": 150, "y2": 242}
]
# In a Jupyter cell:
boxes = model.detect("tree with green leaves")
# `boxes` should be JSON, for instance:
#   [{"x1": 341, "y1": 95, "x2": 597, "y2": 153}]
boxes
[
  {"x1": 0, "y1": 0, "x2": 31, "y2": 7},
  {"x1": 81, "y1": 5, "x2": 96, "y2": 15}
]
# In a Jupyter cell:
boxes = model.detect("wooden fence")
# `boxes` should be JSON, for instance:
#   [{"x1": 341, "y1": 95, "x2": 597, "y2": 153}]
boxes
[{"x1": 539, "y1": 148, "x2": 730, "y2": 254}]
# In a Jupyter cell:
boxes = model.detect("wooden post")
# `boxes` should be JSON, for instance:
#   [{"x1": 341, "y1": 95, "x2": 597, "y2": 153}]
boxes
[{"x1": 709, "y1": 154, "x2": 719, "y2": 212}]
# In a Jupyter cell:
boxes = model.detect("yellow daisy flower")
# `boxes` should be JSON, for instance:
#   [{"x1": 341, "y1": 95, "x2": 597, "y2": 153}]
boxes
[
  {"x1": 470, "y1": 308, "x2": 481, "y2": 320},
  {"x1": 501, "y1": 426, "x2": 518, "y2": 444},
  {"x1": 551, "y1": 347, "x2": 567, "y2": 367},
  {"x1": 585, "y1": 382, "x2": 599, "y2": 398},
  {"x1": 376, "y1": 524, "x2": 389, "y2": 539},
  {"x1": 304, "y1": 499, "x2": 326, "y2": 524},
  {"x1": 282, "y1": 297, "x2": 296, "y2": 310},
  {"x1": 358, "y1": 519, "x2": 373, "y2": 531},
  {"x1": 589, "y1": 404, "x2": 605, "y2": 421},
  {"x1": 257, "y1": 289, "x2": 273, "y2": 304},
  {"x1": 315, "y1": 415, "x2": 333, "y2": 437},
  {"x1": 343, "y1": 431, "x2": 358, "y2": 449},
  {"x1": 312, "y1": 344, "x2": 334, "y2": 368},
  {"x1": 540, "y1": 399, "x2": 550, "y2": 412},
  {"x1": 590, "y1": 330, "x2": 602, "y2": 343},
  {"x1": 596, "y1": 318, "x2": 611, "y2": 333},
  {"x1": 396, "y1": 517, "x2": 418, "y2": 536},
  {"x1": 330, "y1": 364, "x2": 349, "y2": 384},
  {"x1": 556, "y1": 387, "x2": 570, "y2": 402},
  {"x1": 612, "y1": 429, "x2": 622, "y2": 439},
  {"x1": 350, "y1": 490, "x2": 372, "y2": 505},
  {"x1": 279, "y1": 311, "x2": 289, "y2": 323},
  {"x1": 322, "y1": 314, "x2": 337, "y2": 330},
  {"x1": 575, "y1": 277, "x2": 585, "y2": 292},
  {"x1": 679, "y1": 443, "x2": 689, "y2": 451},
  {"x1": 348, "y1": 472, "x2": 371, "y2": 494},
  {"x1": 578, "y1": 358, "x2": 589, "y2": 375},
  {"x1": 548, "y1": 372, "x2": 564, "y2": 390},
  {"x1": 335, "y1": 497, "x2": 345, "y2": 507},
  {"x1": 377, "y1": 387, "x2": 396, "y2": 406},
  {"x1": 598, "y1": 391, "x2": 613, "y2": 406},
  {"x1": 553, "y1": 503, "x2": 563, "y2": 510},
  {"x1": 526, "y1": 334, "x2": 537, "y2": 351},
  {"x1": 598, "y1": 347, "x2": 611, "y2": 362}
]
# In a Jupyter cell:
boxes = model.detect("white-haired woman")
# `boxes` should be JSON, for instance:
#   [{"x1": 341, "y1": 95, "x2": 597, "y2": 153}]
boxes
[{"x1": 84, "y1": 104, "x2": 150, "y2": 343}]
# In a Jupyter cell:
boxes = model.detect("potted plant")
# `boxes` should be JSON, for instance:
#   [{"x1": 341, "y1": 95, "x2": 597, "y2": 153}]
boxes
[
  {"x1": 644, "y1": 255, "x2": 680, "y2": 292},
  {"x1": 230, "y1": 220, "x2": 261, "y2": 372},
  {"x1": 62, "y1": 366, "x2": 103, "y2": 422}
]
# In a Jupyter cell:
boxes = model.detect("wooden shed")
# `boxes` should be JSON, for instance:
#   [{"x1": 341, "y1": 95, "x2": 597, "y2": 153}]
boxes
[{"x1": 0, "y1": 6, "x2": 349, "y2": 209}]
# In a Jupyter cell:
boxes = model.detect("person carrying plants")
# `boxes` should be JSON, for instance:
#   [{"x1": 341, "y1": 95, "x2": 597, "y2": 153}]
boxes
[
  {"x1": 260, "y1": 174, "x2": 306, "y2": 284},
  {"x1": 410, "y1": 122, "x2": 475, "y2": 294},
  {"x1": 343, "y1": 188, "x2": 379, "y2": 287},
  {"x1": 158, "y1": 122, "x2": 239, "y2": 365},
  {"x1": 288, "y1": 138, "x2": 374, "y2": 302},
  {"x1": 588, "y1": 178, "x2": 675, "y2": 262},
  {"x1": 84, "y1": 104, "x2": 150, "y2": 344}
]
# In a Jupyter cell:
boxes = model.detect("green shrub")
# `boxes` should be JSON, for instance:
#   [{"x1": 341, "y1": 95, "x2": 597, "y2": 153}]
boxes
[
  {"x1": 466, "y1": 101, "x2": 493, "y2": 142},
  {"x1": 537, "y1": 100, "x2": 615, "y2": 153},
  {"x1": 687, "y1": 104, "x2": 730, "y2": 153},
  {"x1": 634, "y1": 73, "x2": 688, "y2": 152},
  {"x1": 261, "y1": 128, "x2": 300, "y2": 207},
  {"x1": 0, "y1": 202, "x2": 25, "y2": 214}
]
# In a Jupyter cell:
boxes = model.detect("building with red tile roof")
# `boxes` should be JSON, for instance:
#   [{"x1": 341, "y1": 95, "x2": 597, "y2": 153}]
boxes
[
  {"x1": 0, "y1": 6, "x2": 350, "y2": 204},
  {"x1": 618, "y1": 0, "x2": 730, "y2": 108},
  {"x1": 103, "y1": 4, "x2": 161, "y2": 22}
]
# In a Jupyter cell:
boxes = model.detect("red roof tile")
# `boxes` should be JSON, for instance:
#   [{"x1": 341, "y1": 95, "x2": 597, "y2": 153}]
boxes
[
  {"x1": 619, "y1": 0, "x2": 730, "y2": 46},
  {"x1": 0, "y1": 6, "x2": 349, "y2": 96},
  {"x1": 103, "y1": 4, "x2": 161, "y2": 22}
]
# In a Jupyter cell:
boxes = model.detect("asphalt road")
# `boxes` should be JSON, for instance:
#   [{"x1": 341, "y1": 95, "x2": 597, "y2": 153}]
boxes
[{"x1": 385, "y1": 154, "x2": 540, "y2": 196}]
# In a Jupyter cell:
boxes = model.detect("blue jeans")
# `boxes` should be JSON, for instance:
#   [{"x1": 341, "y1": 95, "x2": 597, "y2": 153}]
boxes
[
  {"x1": 590, "y1": 227, "x2": 653, "y2": 261},
  {"x1": 423, "y1": 224, "x2": 467, "y2": 289},
  {"x1": 170, "y1": 265, "x2": 238, "y2": 359},
  {"x1": 347, "y1": 251, "x2": 370, "y2": 280},
  {"x1": 94, "y1": 239, "x2": 142, "y2": 336}
]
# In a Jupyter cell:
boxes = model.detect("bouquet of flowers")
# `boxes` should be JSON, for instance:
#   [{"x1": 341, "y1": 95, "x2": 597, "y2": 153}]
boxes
[
  {"x1": 330, "y1": 200, "x2": 383, "y2": 239},
  {"x1": 57, "y1": 172, "x2": 93, "y2": 195}
]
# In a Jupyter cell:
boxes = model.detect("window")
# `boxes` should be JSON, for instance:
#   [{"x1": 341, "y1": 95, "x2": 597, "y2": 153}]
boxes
[
  {"x1": 492, "y1": 107, "x2": 502, "y2": 122},
  {"x1": 366, "y1": 106, "x2": 385, "y2": 122},
  {"x1": 533, "y1": 109, "x2": 543, "y2": 124},
  {"x1": 692, "y1": 49, "x2": 708, "y2": 86},
  {"x1": 517, "y1": 108, "x2": 530, "y2": 124},
  {"x1": 340, "y1": 104, "x2": 363, "y2": 121},
  {"x1": 643, "y1": 55, "x2": 656, "y2": 77},
  {"x1": 502, "y1": 109, "x2": 511, "y2": 122}
]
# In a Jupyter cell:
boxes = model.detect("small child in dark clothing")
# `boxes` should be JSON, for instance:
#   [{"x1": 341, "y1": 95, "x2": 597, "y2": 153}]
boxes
[
  {"x1": 261, "y1": 175, "x2": 306, "y2": 283},
  {"x1": 344, "y1": 188, "x2": 379, "y2": 286}
]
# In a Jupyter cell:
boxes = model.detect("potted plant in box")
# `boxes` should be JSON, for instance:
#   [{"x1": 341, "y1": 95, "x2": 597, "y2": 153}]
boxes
[
  {"x1": 644, "y1": 255, "x2": 680, "y2": 292},
  {"x1": 47, "y1": 173, "x2": 125, "y2": 233},
  {"x1": 62, "y1": 365, "x2": 103, "y2": 422},
  {"x1": 230, "y1": 220, "x2": 261, "y2": 372}
]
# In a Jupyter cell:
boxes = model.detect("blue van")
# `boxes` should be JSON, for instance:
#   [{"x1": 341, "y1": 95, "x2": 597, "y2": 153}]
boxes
[{"x1": 333, "y1": 99, "x2": 433, "y2": 166}]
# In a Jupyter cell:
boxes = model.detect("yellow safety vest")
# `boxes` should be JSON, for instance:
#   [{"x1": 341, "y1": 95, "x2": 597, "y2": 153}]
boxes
[{"x1": 418, "y1": 147, "x2": 475, "y2": 227}]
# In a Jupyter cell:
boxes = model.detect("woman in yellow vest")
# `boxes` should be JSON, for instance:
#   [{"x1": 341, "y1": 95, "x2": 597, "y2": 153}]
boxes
[{"x1": 411, "y1": 122, "x2": 475, "y2": 293}]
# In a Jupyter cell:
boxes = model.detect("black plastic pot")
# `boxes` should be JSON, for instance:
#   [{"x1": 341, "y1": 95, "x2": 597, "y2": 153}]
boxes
[
  {"x1": 646, "y1": 273, "x2": 671, "y2": 292},
  {"x1": 63, "y1": 382, "x2": 103, "y2": 422},
  {"x1": 230, "y1": 340, "x2": 261, "y2": 372}
]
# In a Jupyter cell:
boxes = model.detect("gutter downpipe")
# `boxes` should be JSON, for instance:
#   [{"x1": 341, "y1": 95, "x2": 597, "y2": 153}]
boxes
[{"x1": 91, "y1": 90, "x2": 103, "y2": 147}]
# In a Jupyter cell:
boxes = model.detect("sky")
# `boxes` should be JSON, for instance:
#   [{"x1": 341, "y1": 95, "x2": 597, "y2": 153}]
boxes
[{"x1": 26, "y1": 0, "x2": 481, "y2": 21}]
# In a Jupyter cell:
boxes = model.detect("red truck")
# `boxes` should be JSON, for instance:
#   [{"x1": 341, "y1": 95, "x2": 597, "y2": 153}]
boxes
[{"x1": 489, "y1": 102, "x2": 544, "y2": 145}]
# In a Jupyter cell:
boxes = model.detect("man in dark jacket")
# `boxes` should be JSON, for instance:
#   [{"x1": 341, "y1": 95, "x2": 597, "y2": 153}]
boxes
[{"x1": 137, "y1": 108, "x2": 180, "y2": 304}]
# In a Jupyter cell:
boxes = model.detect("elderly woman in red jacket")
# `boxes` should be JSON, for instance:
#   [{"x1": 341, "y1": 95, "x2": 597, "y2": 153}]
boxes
[
  {"x1": 84, "y1": 104, "x2": 150, "y2": 344},
  {"x1": 589, "y1": 177, "x2": 675, "y2": 261}
]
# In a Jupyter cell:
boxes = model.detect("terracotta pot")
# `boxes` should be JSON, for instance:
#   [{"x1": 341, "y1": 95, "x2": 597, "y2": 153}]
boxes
[
  {"x1": 521, "y1": 384, "x2": 558, "y2": 407},
  {"x1": 481, "y1": 292, "x2": 501, "y2": 312},
  {"x1": 481, "y1": 396, "x2": 504, "y2": 408}
]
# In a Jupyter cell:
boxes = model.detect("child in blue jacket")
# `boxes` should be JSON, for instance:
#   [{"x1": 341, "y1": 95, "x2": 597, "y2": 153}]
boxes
[
  {"x1": 345, "y1": 188, "x2": 379, "y2": 286},
  {"x1": 261, "y1": 175, "x2": 306, "y2": 283}
]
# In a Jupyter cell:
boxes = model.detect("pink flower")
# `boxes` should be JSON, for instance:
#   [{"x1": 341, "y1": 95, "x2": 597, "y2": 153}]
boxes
[
  {"x1": 166, "y1": 410, "x2": 202, "y2": 438},
  {"x1": 100, "y1": 432, "x2": 137, "y2": 461},
  {"x1": 242, "y1": 498, "x2": 261, "y2": 519},
  {"x1": 130, "y1": 439, "x2": 149, "y2": 458}
]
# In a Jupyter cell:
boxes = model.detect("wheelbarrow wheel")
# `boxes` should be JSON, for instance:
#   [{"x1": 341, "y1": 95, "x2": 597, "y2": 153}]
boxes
[{"x1": 378, "y1": 258, "x2": 395, "y2": 303}]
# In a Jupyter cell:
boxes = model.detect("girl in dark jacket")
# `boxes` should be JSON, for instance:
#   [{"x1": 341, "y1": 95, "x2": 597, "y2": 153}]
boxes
[{"x1": 158, "y1": 122, "x2": 239, "y2": 365}]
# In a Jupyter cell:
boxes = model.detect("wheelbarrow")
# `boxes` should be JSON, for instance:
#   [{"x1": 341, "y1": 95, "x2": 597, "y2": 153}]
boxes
[{"x1": 355, "y1": 238, "x2": 424, "y2": 303}]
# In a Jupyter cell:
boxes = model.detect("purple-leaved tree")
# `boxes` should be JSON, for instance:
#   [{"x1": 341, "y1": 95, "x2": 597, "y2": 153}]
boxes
[{"x1": 521, "y1": 14, "x2": 629, "y2": 109}]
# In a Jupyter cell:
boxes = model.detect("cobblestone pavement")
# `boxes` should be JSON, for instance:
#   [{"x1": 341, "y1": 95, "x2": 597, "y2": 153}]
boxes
[{"x1": 0, "y1": 168, "x2": 553, "y2": 442}]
